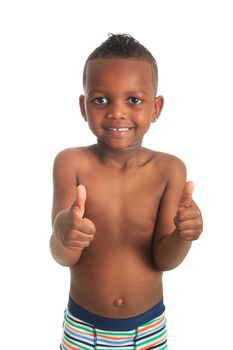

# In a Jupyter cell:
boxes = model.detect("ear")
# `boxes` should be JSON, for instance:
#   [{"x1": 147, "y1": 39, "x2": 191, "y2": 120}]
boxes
[
  {"x1": 79, "y1": 95, "x2": 87, "y2": 121},
  {"x1": 151, "y1": 95, "x2": 164, "y2": 123}
]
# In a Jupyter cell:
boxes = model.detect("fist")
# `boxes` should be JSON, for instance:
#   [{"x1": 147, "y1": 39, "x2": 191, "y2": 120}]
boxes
[
  {"x1": 174, "y1": 181, "x2": 203, "y2": 241},
  {"x1": 59, "y1": 185, "x2": 96, "y2": 250}
]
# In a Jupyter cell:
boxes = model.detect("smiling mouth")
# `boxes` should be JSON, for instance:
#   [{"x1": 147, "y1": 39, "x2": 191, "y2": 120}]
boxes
[{"x1": 105, "y1": 127, "x2": 132, "y2": 132}]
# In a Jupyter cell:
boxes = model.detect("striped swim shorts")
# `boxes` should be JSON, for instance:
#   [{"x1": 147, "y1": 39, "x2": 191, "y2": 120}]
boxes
[{"x1": 60, "y1": 297, "x2": 168, "y2": 350}]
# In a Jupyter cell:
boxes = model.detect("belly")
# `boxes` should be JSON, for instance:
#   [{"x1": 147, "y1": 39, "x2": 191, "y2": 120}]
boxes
[{"x1": 69, "y1": 245, "x2": 163, "y2": 318}]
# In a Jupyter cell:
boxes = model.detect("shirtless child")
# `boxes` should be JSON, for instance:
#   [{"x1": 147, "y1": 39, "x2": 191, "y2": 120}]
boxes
[{"x1": 50, "y1": 34, "x2": 203, "y2": 349}]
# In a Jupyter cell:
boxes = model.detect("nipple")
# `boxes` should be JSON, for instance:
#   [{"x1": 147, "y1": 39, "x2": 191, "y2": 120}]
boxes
[{"x1": 113, "y1": 298, "x2": 125, "y2": 308}]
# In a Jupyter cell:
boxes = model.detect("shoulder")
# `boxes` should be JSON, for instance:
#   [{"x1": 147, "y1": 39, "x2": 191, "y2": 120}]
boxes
[
  {"x1": 53, "y1": 145, "x2": 94, "y2": 168},
  {"x1": 146, "y1": 148, "x2": 186, "y2": 170},
  {"x1": 52, "y1": 145, "x2": 96, "y2": 181},
  {"x1": 157, "y1": 151, "x2": 186, "y2": 170},
  {"x1": 147, "y1": 149, "x2": 186, "y2": 182},
  {"x1": 157, "y1": 152, "x2": 187, "y2": 187}
]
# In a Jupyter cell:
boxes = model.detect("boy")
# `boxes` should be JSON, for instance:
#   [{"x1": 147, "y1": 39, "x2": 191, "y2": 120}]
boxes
[{"x1": 50, "y1": 34, "x2": 203, "y2": 349}]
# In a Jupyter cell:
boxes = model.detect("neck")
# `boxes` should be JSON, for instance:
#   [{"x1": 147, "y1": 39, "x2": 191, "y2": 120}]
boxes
[{"x1": 94, "y1": 140, "x2": 145, "y2": 170}]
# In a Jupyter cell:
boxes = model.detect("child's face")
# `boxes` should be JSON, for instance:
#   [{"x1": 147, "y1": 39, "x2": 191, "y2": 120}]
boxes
[{"x1": 80, "y1": 58, "x2": 163, "y2": 151}]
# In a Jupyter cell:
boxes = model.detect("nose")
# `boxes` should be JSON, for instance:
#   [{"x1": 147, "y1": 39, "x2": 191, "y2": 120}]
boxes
[{"x1": 106, "y1": 101, "x2": 126, "y2": 120}]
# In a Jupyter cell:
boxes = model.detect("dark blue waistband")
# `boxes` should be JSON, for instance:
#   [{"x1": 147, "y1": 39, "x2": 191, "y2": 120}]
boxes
[{"x1": 68, "y1": 296, "x2": 165, "y2": 331}]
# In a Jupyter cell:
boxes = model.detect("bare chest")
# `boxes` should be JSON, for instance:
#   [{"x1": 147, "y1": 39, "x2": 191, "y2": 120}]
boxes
[{"x1": 78, "y1": 166, "x2": 166, "y2": 242}]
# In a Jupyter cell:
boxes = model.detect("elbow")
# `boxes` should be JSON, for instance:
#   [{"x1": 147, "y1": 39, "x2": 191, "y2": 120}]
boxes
[
  {"x1": 154, "y1": 260, "x2": 179, "y2": 272},
  {"x1": 153, "y1": 251, "x2": 186, "y2": 272},
  {"x1": 153, "y1": 258, "x2": 175, "y2": 272},
  {"x1": 153, "y1": 250, "x2": 180, "y2": 272}
]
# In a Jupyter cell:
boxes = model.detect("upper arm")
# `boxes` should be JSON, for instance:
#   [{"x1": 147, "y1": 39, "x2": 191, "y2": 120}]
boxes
[
  {"x1": 154, "y1": 156, "x2": 187, "y2": 243},
  {"x1": 51, "y1": 149, "x2": 78, "y2": 225}
]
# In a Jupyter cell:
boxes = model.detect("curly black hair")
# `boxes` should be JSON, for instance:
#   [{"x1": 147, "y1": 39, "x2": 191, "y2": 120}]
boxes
[{"x1": 82, "y1": 34, "x2": 158, "y2": 93}]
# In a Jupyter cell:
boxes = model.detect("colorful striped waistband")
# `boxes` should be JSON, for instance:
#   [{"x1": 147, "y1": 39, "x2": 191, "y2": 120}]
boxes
[{"x1": 68, "y1": 296, "x2": 165, "y2": 331}]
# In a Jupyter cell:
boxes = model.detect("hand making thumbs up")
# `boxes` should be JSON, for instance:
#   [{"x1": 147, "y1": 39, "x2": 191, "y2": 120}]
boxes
[
  {"x1": 174, "y1": 181, "x2": 203, "y2": 241},
  {"x1": 55, "y1": 185, "x2": 96, "y2": 251},
  {"x1": 71, "y1": 184, "x2": 87, "y2": 219},
  {"x1": 179, "y1": 181, "x2": 194, "y2": 208}
]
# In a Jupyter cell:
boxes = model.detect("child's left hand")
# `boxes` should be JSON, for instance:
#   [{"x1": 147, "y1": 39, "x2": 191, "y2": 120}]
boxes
[{"x1": 174, "y1": 181, "x2": 203, "y2": 241}]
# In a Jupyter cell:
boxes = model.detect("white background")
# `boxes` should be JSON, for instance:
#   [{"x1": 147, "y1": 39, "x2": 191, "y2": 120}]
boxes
[{"x1": 0, "y1": 0, "x2": 232, "y2": 348}]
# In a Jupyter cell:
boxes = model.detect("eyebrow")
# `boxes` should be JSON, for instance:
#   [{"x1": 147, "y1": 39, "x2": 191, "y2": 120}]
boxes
[{"x1": 87, "y1": 89, "x2": 150, "y2": 96}]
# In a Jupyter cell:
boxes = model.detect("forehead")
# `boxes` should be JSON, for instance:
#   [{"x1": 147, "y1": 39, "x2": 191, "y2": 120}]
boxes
[{"x1": 84, "y1": 58, "x2": 155, "y2": 94}]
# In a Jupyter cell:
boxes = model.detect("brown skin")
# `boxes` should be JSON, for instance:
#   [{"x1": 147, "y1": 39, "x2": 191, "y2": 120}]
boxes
[{"x1": 50, "y1": 58, "x2": 203, "y2": 318}]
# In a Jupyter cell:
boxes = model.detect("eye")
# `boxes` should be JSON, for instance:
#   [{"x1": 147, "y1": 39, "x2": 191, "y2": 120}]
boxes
[
  {"x1": 128, "y1": 97, "x2": 143, "y2": 105},
  {"x1": 93, "y1": 97, "x2": 109, "y2": 104}
]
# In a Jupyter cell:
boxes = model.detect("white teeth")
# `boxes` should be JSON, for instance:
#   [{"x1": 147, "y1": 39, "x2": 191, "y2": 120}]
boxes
[
  {"x1": 107, "y1": 128, "x2": 129, "y2": 132},
  {"x1": 118, "y1": 128, "x2": 129, "y2": 132}
]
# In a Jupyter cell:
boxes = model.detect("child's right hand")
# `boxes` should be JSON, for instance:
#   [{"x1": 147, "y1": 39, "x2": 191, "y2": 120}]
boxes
[{"x1": 55, "y1": 185, "x2": 96, "y2": 251}]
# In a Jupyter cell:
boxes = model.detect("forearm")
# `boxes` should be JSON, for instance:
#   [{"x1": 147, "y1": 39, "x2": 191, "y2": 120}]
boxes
[{"x1": 153, "y1": 231, "x2": 192, "y2": 271}]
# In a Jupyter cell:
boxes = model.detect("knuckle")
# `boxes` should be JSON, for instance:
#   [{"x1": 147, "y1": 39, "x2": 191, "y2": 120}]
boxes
[
  {"x1": 178, "y1": 232, "x2": 190, "y2": 241},
  {"x1": 178, "y1": 208, "x2": 184, "y2": 217},
  {"x1": 177, "y1": 222, "x2": 185, "y2": 231},
  {"x1": 195, "y1": 223, "x2": 203, "y2": 232},
  {"x1": 177, "y1": 213, "x2": 183, "y2": 221},
  {"x1": 83, "y1": 219, "x2": 96, "y2": 234},
  {"x1": 81, "y1": 241, "x2": 90, "y2": 248},
  {"x1": 63, "y1": 228, "x2": 78, "y2": 244},
  {"x1": 90, "y1": 223, "x2": 96, "y2": 235},
  {"x1": 191, "y1": 233, "x2": 200, "y2": 241}
]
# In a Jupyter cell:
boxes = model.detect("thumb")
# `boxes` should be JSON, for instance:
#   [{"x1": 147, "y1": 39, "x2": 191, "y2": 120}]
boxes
[
  {"x1": 179, "y1": 181, "x2": 194, "y2": 208},
  {"x1": 72, "y1": 184, "x2": 87, "y2": 218}
]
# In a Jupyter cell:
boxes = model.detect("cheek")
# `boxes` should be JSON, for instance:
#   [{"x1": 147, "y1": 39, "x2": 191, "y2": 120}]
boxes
[
  {"x1": 87, "y1": 118, "x2": 97, "y2": 130},
  {"x1": 86, "y1": 105, "x2": 104, "y2": 119},
  {"x1": 86, "y1": 115, "x2": 103, "y2": 135},
  {"x1": 135, "y1": 109, "x2": 154, "y2": 127},
  {"x1": 86, "y1": 121, "x2": 99, "y2": 137}
]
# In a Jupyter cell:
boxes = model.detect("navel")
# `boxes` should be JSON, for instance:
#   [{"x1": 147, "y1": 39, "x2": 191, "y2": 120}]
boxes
[{"x1": 113, "y1": 298, "x2": 125, "y2": 308}]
